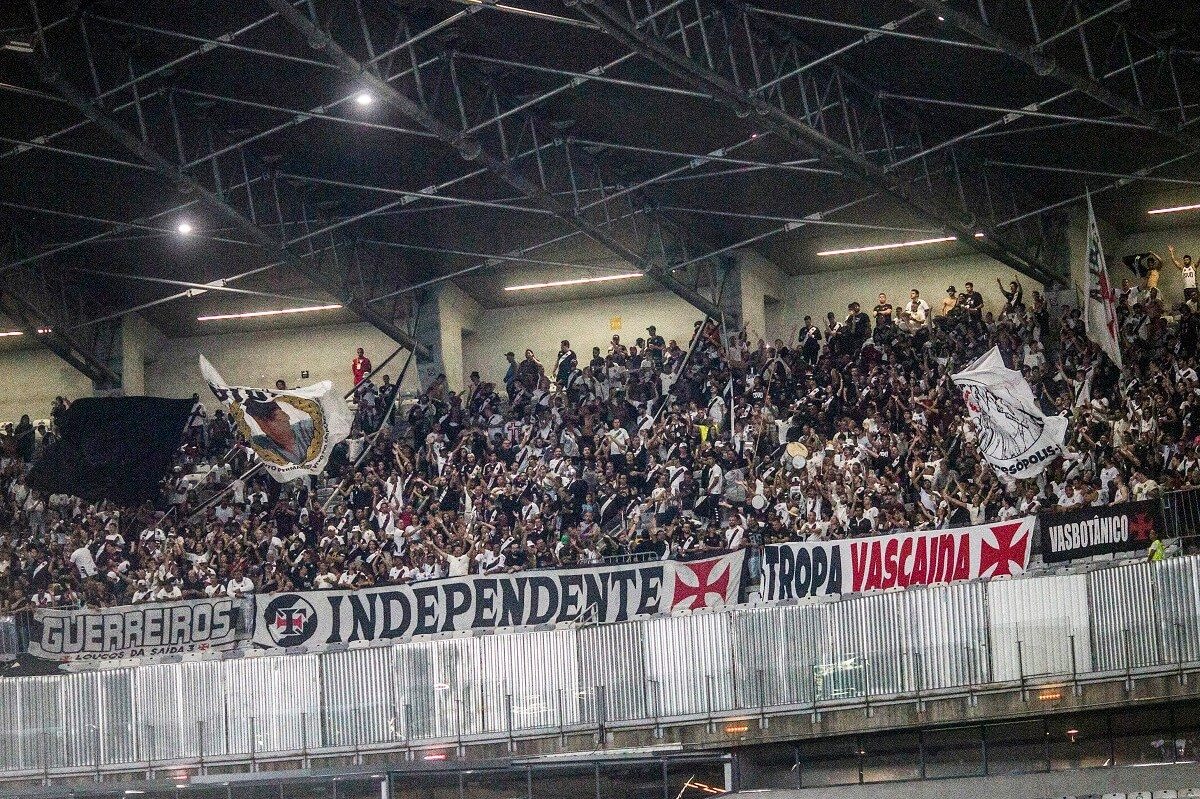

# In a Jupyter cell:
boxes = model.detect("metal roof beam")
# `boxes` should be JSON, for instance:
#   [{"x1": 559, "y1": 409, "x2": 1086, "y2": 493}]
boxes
[
  {"x1": 266, "y1": 0, "x2": 724, "y2": 322},
  {"x1": 32, "y1": 57, "x2": 430, "y2": 357},
  {"x1": 571, "y1": 0, "x2": 1066, "y2": 286},
  {"x1": 912, "y1": 0, "x2": 1200, "y2": 156}
]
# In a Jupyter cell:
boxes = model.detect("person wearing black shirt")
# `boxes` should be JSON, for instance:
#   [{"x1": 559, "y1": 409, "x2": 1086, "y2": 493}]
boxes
[
  {"x1": 646, "y1": 326, "x2": 666, "y2": 365},
  {"x1": 963, "y1": 282, "x2": 984, "y2": 330},
  {"x1": 554, "y1": 340, "x2": 577, "y2": 386},
  {"x1": 873, "y1": 292, "x2": 895, "y2": 344},
  {"x1": 798, "y1": 316, "x2": 821, "y2": 364},
  {"x1": 845, "y1": 302, "x2": 871, "y2": 349}
]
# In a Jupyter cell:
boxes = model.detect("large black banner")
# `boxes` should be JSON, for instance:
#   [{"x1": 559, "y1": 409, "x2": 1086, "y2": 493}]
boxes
[
  {"x1": 1039, "y1": 499, "x2": 1163, "y2": 563},
  {"x1": 27, "y1": 396, "x2": 194, "y2": 505}
]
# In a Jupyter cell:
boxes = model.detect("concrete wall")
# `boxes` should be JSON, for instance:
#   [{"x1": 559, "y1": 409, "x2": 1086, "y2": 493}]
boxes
[
  {"x1": 1116, "y1": 223, "x2": 1200, "y2": 308},
  {"x1": 145, "y1": 320, "x2": 423, "y2": 403},
  {"x1": 18, "y1": 223, "x2": 1200, "y2": 417},
  {"x1": 0, "y1": 345, "x2": 92, "y2": 426},
  {"x1": 777, "y1": 251, "x2": 1032, "y2": 344},
  {"x1": 737, "y1": 761, "x2": 1200, "y2": 799},
  {"x1": 461, "y1": 289, "x2": 702, "y2": 385}
]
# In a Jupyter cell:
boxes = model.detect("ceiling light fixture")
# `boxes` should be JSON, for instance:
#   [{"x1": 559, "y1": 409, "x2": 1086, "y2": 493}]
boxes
[
  {"x1": 1148, "y1": 201, "x2": 1200, "y2": 215},
  {"x1": 0, "y1": 330, "x2": 23, "y2": 337},
  {"x1": 503, "y1": 272, "x2": 644, "y2": 291},
  {"x1": 176, "y1": 221, "x2": 194, "y2": 235},
  {"x1": 355, "y1": 91, "x2": 374, "y2": 106},
  {"x1": 817, "y1": 232, "x2": 984, "y2": 256},
  {"x1": 197, "y1": 303, "x2": 342, "y2": 322}
]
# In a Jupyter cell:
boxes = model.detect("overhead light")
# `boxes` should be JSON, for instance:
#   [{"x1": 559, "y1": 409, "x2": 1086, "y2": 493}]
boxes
[
  {"x1": 724, "y1": 722, "x2": 750, "y2": 734},
  {"x1": 0, "y1": 330, "x2": 22, "y2": 337},
  {"x1": 937, "y1": 15, "x2": 946, "y2": 21},
  {"x1": 176, "y1": 221, "x2": 194, "y2": 235},
  {"x1": 197, "y1": 303, "x2": 342, "y2": 322},
  {"x1": 817, "y1": 232, "x2": 984, "y2": 256},
  {"x1": 124, "y1": 791, "x2": 146, "y2": 796},
  {"x1": 37, "y1": 327, "x2": 51, "y2": 334},
  {"x1": 423, "y1": 752, "x2": 447, "y2": 761},
  {"x1": 355, "y1": 92, "x2": 374, "y2": 106},
  {"x1": 504, "y1": 272, "x2": 644, "y2": 292},
  {"x1": 2, "y1": 39, "x2": 34, "y2": 53},
  {"x1": 1148, "y1": 201, "x2": 1200, "y2": 215}
]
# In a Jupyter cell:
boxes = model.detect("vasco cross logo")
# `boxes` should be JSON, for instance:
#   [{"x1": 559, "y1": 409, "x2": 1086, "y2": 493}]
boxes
[
  {"x1": 262, "y1": 594, "x2": 318, "y2": 647},
  {"x1": 672, "y1": 556, "x2": 733, "y2": 611}
]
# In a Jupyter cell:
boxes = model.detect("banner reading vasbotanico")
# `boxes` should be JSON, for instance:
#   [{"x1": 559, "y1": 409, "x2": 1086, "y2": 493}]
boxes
[
  {"x1": 1039, "y1": 500, "x2": 1162, "y2": 563},
  {"x1": 253, "y1": 550, "x2": 746, "y2": 652},
  {"x1": 762, "y1": 518, "x2": 1034, "y2": 601},
  {"x1": 28, "y1": 596, "x2": 247, "y2": 664}
]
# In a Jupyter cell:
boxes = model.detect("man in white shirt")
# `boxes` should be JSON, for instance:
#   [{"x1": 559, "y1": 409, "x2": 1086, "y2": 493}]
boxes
[
  {"x1": 605, "y1": 419, "x2": 631, "y2": 472},
  {"x1": 69, "y1": 538, "x2": 98, "y2": 578},
  {"x1": 226, "y1": 568, "x2": 255, "y2": 597}
]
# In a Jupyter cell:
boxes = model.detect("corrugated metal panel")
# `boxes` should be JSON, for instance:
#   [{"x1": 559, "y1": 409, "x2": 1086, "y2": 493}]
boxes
[
  {"x1": 133, "y1": 663, "x2": 187, "y2": 762},
  {"x1": 0, "y1": 678, "x2": 19, "y2": 771},
  {"x1": 321, "y1": 646, "x2": 396, "y2": 748},
  {"x1": 730, "y1": 604, "x2": 809, "y2": 710},
  {"x1": 19, "y1": 678, "x2": 63, "y2": 769},
  {"x1": 223, "y1": 655, "x2": 321, "y2": 754},
  {"x1": 393, "y1": 637, "x2": 480, "y2": 742},
  {"x1": 1152, "y1": 557, "x2": 1200, "y2": 667},
  {"x1": 642, "y1": 613, "x2": 732, "y2": 719},
  {"x1": 852, "y1": 590, "x2": 915, "y2": 698},
  {"x1": 910, "y1": 581, "x2": 988, "y2": 692},
  {"x1": 577, "y1": 621, "x2": 646, "y2": 723},
  {"x1": 8, "y1": 554, "x2": 1200, "y2": 778},
  {"x1": 179, "y1": 660, "x2": 228, "y2": 759},
  {"x1": 988, "y1": 572, "x2": 1090, "y2": 681},
  {"x1": 477, "y1": 628, "x2": 580, "y2": 734},
  {"x1": 1089, "y1": 563, "x2": 1162, "y2": 671}
]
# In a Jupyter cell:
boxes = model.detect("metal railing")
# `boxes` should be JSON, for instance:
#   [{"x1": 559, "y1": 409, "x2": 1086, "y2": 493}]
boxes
[{"x1": 1, "y1": 553, "x2": 1199, "y2": 783}]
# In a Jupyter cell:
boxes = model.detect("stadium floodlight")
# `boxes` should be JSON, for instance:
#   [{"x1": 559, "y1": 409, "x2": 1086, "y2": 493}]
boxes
[
  {"x1": 817, "y1": 232, "x2": 985, "y2": 256},
  {"x1": 197, "y1": 304, "x2": 342, "y2": 321},
  {"x1": 355, "y1": 91, "x2": 374, "y2": 106},
  {"x1": 176, "y1": 221, "x2": 194, "y2": 235},
  {"x1": 503, "y1": 272, "x2": 644, "y2": 291},
  {"x1": 1148, "y1": 201, "x2": 1200, "y2": 215}
]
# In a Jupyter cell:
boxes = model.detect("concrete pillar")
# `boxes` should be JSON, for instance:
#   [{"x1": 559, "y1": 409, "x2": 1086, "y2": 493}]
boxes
[
  {"x1": 722, "y1": 250, "x2": 789, "y2": 346},
  {"x1": 413, "y1": 283, "x2": 481, "y2": 392}
]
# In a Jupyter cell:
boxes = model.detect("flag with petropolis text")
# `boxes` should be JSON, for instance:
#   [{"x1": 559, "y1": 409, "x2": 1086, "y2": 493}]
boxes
[
  {"x1": 952, "y1": 347, "x2": 1067, "y2": 479},
  {"x1": 200, "y1": 356, "x2": 352, "y2": 482},
  {"x1": 1084, "y1": 191, "x2": 1122, "y2": 369}
]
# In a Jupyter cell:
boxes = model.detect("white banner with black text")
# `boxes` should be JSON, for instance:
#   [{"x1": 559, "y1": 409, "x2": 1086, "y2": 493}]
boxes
[{"x1": 253, "y1": 551, "x2": 746, "y2": 652}]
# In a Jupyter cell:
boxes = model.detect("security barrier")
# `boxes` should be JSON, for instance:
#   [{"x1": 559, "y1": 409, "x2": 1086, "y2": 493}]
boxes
[{"x1": 2, "y1": 554, "x2": 1199, "y2": 781}]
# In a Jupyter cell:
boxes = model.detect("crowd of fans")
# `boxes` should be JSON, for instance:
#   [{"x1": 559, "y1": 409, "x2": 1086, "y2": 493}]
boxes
[{"x1": 1, "y1": 259, "x2": 1197, "y2": 612}]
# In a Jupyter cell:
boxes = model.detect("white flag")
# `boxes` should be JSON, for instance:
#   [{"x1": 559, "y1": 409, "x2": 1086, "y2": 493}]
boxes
[
  {"x1": 1083, "y1": 192, "x2": 1122, "y2": 369},
  {"x1": 200, "y1": 356, "x2": 352, "y2": 482},
  {"x1": 952, "y1": 347, "x2": 1067, "y2": 479}
]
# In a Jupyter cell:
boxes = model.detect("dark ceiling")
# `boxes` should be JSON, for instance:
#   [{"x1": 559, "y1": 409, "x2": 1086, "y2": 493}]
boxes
[{"x1": 0, "y1": 0, "x2": 1197, "y2": 351}]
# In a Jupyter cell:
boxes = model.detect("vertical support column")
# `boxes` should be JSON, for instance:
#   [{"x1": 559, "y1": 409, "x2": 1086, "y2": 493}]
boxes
[
  {"x1": 716, "y1": 256, "x2": 745, "y2": 346},
  {"x1": 413, "y1": 283, "x2": 481, "y2": 393},
  {"x1": 118, "y1": 314, "x2": 152, "y2": 396},
  {"x1": 413, "y1": 287, "x2": 447, "y2": 393},
  {"x1": 91, "y1": 317, "x2": 125, "y2": 396}
]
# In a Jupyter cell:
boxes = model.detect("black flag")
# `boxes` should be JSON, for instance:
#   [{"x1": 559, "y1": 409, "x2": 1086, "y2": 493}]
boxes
[{"x1": 27, "y1": 396, "x2": 194, "y2": 505}]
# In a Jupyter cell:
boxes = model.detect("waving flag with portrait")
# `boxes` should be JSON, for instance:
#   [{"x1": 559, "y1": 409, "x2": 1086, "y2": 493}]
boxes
[
  {"x1": 200, "y1": 356, "x2": 352, "y2": 481},
  {"x1": 952, "y1": 347, "x2": 1067, "y2": 479}
]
